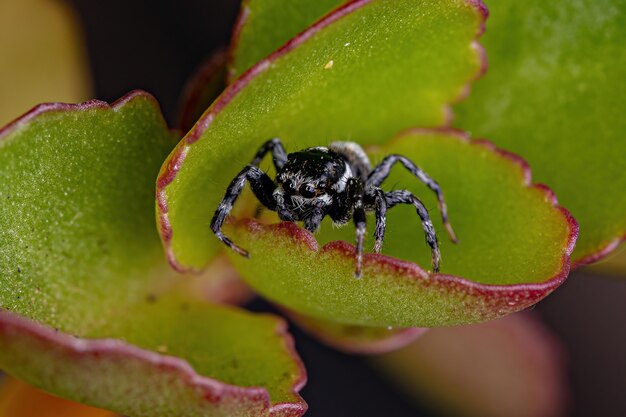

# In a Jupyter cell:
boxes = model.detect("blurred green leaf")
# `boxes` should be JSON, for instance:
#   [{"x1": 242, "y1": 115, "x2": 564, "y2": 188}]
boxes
[
  {"x1": 0, "y1": 92, "x2": 306, "y2": 417},
  {"x1": 455, "y1": 0, "x2": 626, "y2": 266}
]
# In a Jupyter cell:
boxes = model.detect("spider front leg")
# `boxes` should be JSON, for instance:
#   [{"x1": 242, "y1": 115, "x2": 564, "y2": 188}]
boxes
[
  {"x1": 347, "y1": 177, "x2": 367, "y2": 278},
  {"x1": 368, "y1": 155, "x2": 458, "y2": 243},
  {"x1": 353, "y1": 206, "x2": 367, "y2": 278},
  {"x1": 250, "y1": 138, "x2": 287, "y2": 217},
  {"x1": 371, "y1": 188, "x2": 387, "y2": 253},
  {"x1": 210, "y1": 165, "x2": 276, "y2": 258},
  {"x1": 250, "y1": 137, "x2": 288, "y2": 170},
  {"x1": 385, "y1": 190, "x2": 441, "y2": 273}
]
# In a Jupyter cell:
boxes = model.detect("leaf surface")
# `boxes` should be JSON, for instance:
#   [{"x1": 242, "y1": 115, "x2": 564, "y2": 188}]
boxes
[
  {"x1": 454, "y1": 0, "x2": 626, "y2": 266},
  {"x1": 158, "y1": 0, "x2": 488, "y2": 272},
  {"x1": 226, "y1": 130, "x2": 576, "y2": 327},
  {"x1": 0, "y1": 93, "x2": 306, "y2": 416},
  {"x1": 229, "y1": 0, "x2": 346, "y2": 80}
]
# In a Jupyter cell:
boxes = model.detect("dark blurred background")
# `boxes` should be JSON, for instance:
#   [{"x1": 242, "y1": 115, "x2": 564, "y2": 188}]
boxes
[
  {"x1": 68, "y1": 0, "x2": 238, "y2": 125},
  {"x1": 29, "y1": 0, "x2": 626, "y2": 415}
]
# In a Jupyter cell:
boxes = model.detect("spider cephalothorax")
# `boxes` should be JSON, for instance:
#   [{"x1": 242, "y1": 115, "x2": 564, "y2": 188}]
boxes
[{"x1": 211, "y1": 138, "x2": 457, "y2": 277}]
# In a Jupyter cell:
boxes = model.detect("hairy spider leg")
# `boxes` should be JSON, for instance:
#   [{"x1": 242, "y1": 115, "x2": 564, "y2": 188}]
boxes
[
  {"x1": 353, "y1": 205, "x2": 367, "y2": 278},
  {"x1": 385, "y1": 190, "x2": 441, "y2": 272},
  {"x1": 343, "y1": 177, "x2": 366, "y2": 278},
  {"x1": 250, "y1": 138, "x2": 288, "y2": 217},
  {"x1": 213, "y1": 138, "x2": 288, "y2": 250},
  {"x1": 371, "y1": 188, "x2": 387, "y2": 253},
  {"x1": 367, "y1": 155, "x2": 458, "y2": 243},
  {"x1": 210, "y1": 166, "x2": 276, "y2": 258},
  {"x1": 250, "y1": 137, "x2": 288, "y2": 169}
]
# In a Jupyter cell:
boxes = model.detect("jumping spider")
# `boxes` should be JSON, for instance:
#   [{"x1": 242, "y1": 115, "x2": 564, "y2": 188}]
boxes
[{"x1": 211, "y1": 138, "x2": 457, "y2": 277}]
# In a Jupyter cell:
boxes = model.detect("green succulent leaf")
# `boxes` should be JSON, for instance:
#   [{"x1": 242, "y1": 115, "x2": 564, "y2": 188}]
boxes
[
  {"x1": 226, "y1": 130, "x2": 575, "y2": 327},
  {"x1": 158, "y1": 0, "x2": 487, "y2": 272},
  {"x1": 229, "y1": 0, "x2": 346, "y2": 80},
  {"x1": 454, "y1": 0, "x2": 626, "y2": 267},
  {"x1": 0, "y1": 92, "x2": 306, "y2": 417},
  {"x1": 180, "y1": 1, "x2": 348, "y2": 131}
]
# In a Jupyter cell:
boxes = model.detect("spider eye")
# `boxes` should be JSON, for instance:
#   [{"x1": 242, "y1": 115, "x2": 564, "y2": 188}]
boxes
[
  {"x1": 300, "y1": 184, "x2": 316, "y2": 198},
  {"x1": 283, "y1": 179, "x2": 296, "y2": 194}
]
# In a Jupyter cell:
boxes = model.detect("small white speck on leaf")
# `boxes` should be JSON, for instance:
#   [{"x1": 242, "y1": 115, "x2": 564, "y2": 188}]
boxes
[{"x1": 324, "y1": 60, "x2": 334, "y2": 69}]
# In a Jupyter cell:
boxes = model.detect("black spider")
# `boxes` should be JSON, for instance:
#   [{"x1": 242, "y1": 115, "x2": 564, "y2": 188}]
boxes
[{"x1": 211, "y1": 138, "x2": 457, "y2": 277}]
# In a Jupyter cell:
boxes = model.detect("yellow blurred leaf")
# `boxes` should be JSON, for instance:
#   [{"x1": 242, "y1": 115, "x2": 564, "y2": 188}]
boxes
[
  {"x1": 0, "y1": 376, "x2": 117, "y2": 417},
  {"x1": 0, "y1": 0, "x2": 91, "y2": 125}
]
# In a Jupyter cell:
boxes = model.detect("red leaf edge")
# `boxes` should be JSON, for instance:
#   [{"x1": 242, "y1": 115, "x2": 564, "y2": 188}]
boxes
[{"x1": 0, "y1": 90, "x2": 167, "y2": 141}]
